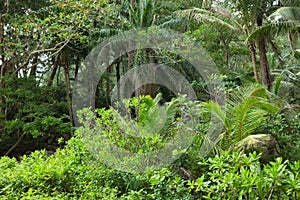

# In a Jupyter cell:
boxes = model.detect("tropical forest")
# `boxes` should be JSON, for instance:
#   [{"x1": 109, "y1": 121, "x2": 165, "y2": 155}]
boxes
[{"x1": 0, "y1": 0, "x2": 300, "y2": 199}]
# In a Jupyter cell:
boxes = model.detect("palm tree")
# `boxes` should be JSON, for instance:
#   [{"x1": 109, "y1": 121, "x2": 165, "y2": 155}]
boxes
[
  {"x1": 176, "y1": 7, "x2": 244, "y2": 75},
  {"x1": 177, "y1": 0, "x2": 286, "y2": 88},
  {"x1": 200, "y1": 84, "x2": 279, "y2": 151},
  {"x1": 176, "y1": 4, "x2": 261, "y2": 82},
  {"x1": 248, "y1": 6, "x2": 300, "y2": 64}
]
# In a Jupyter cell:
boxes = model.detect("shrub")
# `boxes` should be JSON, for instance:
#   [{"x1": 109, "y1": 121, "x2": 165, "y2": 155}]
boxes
[{"x1": 0, "y1": 138, "x2": 299, "y2": 199}]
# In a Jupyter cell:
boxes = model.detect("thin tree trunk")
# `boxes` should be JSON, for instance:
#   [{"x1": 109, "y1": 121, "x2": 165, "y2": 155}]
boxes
[
  {"x1": 106, "y1": 65, "x2": 111, "y2": 106},
  {"x1": 4, "y1": 133, "x2": 25, "y2": 156},
  {"x1": 127, "y1": 0, "x2": 134, "y2": 71},
  {"x1": 62, "y1": 51, "x2": 74, "y2": 127},
  {"x1": 0, "y1": 14, "x2": 4, "y2": 79},
  {"x1": 29, "y1": 54, "x2": 38, "y2": 77},
  {"x1": 29, "y1": 33, "x2": 40, "y2": 78},
  {"x1": 75, "y1": 55, "x2": 80, "y2": 79},
  {"x1": 248, "y1": 42, "x2": 259, "y2": 82},
  {"x1": 47, "y1": 56, "x2": 59, "y2": 87},
  {"x1": 116, "y1": 61, "x2": 120, "y2": 100},
  {"x1": 0, "y1": 13, "x2": 4, "y2": 116},
  {"x1": 258, "y1": 36, "x2": 272, "y2": 88},
  {"x1": 56, "y1": 62, "x2": 61, "y2": 86},
  {"x1": 128, "y1": 45, "x2": 133, "y2": 70},
  {"x1": 257, "y1": 17, "x2": 272, "y2": 89},
  {"x1": 288, "y1": 30, "x2": 295, "y2": 64},
  {"x1": 220, "y1": 31, "x2": 230, "y2": 73},
  {"x1": 147, "y1": 49, "x2": 156, "y2": 98}
]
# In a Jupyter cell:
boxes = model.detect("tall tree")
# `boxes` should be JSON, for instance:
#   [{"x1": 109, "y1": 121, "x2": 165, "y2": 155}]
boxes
[
  {"x1": 178, "y1": 0, "x2": 292, "y2": 87},
  {"x1": 248, "y1": 6, "x2": 300, "y2": 64}
]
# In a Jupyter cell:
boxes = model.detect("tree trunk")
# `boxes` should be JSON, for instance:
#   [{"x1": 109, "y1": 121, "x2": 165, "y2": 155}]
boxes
[
  {"x1": 257, "y1": 36, "x2": 272, "y2": 88},
  {"x1": 62, "y1": 50, "x2": 74, "y2": 127},
  {"x1": 248, "y1": 42, "x2": 259, "y2": 82},
  {"x1": 288, "y1": 30, "x2": 296, "y2": 64},
  {"x1": 0, "y1": 13, "x2": 4, "y2": 79},
  {"x1": 75, "y1": 55, "x2": 80, "y2": 79},
  {"x1": 147, "y1": 48, "x2": 156, "y2": 98},
  {"x1": 116, "y1": 61, "x2": 120, "y2": 100},
  {"x1": 220, "y1": 31, "x2": 230, "y2": 73},
  {"x1": 29, "y1": 33, "x2": 40, "y2": 78},
  {"x1": 29, "y1": 54, "x2": 38, "y2": 77},
  {"x1": 106, "y1": 65, "x2": 111, "y2": 106},
  {"x1": 127, "y1": 0, "x2": 134, "y2": 71},
  {"x1": 257, "y1": 17, "x2": 272, "y2": 89},
  {"x1": 0, "y1": 13, "x2": 4, "y2": 116},
  {"x1": 128, "y1": 44, "x2": 133, "y2": 70},
  {"x1": 47, "y1": 56, "x2": 59, "y2": 87}
]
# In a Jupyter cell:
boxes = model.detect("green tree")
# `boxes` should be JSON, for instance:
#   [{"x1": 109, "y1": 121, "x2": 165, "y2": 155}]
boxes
[
  {"x1": 177, "y1": 0, "x2": 291, "y2": 88},
  {"x1": 0, "y1": 0, "x2": 118, "y2": 155}
]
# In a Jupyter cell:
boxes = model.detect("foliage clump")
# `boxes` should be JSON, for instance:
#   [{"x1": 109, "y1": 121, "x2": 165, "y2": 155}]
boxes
[{"x1": 0, "y1": 138, "x2": 299, "y2": 199}]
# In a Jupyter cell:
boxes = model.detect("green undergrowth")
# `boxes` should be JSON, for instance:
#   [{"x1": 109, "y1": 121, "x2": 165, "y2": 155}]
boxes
[{"x1": 0, "y1": 137, "x2": 299, "y2": 199}]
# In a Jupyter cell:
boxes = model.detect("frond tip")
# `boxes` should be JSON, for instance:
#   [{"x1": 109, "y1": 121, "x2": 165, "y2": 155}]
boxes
[{"x1": 176, "y1": 7, "x2": 238, "y2": 31}]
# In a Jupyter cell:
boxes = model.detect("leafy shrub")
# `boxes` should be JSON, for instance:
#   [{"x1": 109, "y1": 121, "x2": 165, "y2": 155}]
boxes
[
  {"x1": 75, "y1": 94, "x2": 201, "y2": 172},
  {"x1": 0, "y1": 137, "x2": 299, "y2": 199},
  {"x1": 267, "y1": 112, "x2": 300, "y2": 161},
  {"x1": 0, "y1": 76, "x2": 72, "y2": 156},
  {"x1": 190, "y1": 151, "x2": 300, "y2": 199}
]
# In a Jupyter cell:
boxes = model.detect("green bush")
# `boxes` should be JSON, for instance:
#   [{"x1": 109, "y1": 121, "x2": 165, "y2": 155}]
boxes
[
  {"x1": 0, "y1": 137, "x2": 299, "y2": 199},
  {"x1": 0, "y1": 76, "x2": 72, "y2": 156},
  {"x1": 0, "y1": 95, "x2": 299, "y2": 199},
  {"x1": 267, "y1": 112, "x2": 300, "y2": 161}
]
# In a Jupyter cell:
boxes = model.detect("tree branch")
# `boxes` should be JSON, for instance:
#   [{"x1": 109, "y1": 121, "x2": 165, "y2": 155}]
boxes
[
  {"x1": 12, "y1": 39, "x2": 70, "y2": 76},
  {"x1": 4, "y1": 133, "x2": 25, "y2": 156}
]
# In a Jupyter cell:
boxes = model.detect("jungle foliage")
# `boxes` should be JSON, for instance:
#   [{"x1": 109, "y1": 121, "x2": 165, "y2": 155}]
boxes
[{"x1": 0, "y1": 0, "x2": 300, "y2": 199}]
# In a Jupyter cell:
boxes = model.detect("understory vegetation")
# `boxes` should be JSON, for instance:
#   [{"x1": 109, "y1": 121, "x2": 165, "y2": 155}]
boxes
[{"x1": 1, "y1": 0, "x2": 300, "y2": 199}]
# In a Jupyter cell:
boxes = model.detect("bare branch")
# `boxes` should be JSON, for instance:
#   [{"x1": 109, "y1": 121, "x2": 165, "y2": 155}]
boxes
[{"x1": 12, "y1": 39, "x2": 70, "y2": 76}]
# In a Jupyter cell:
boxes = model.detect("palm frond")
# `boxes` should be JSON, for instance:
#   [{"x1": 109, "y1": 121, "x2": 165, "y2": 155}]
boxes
[
  {"x1": 130, "y1": 0, "x2": 155, "y2": 27},
  {"x1": 176, "y1": 7, "x2": 238, "y2": 31},
  {"x1": 273, "y1": 76, "x2": 283, "y2": 95},
  {"x1": 247, "y1": 21, "x2": 300, "y2": 41},
  {"x1": 234, "y1": 134, "x2": 275, "y2": 151},
  {"x1": 281, "y1": 0, "x2": 300, "y2": 7},
  {"x1": 230, "y1": 99, "x2": 264, "y2": 139},
  {"x1": 220, "y1": 85, "x2": 278, "y2": 149},
  {"x1": 269, "y1": 7, "x2": 300, "y2": 22},
  {"x1": 247, "y1": 7, "x2": 300, "y2": 41},
  {"x1": 158, "y1": 16, "x2": 188, "y2": 29},
  {"x1": 201, "y1": 101, "x2": 230, "y2": 131}
]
